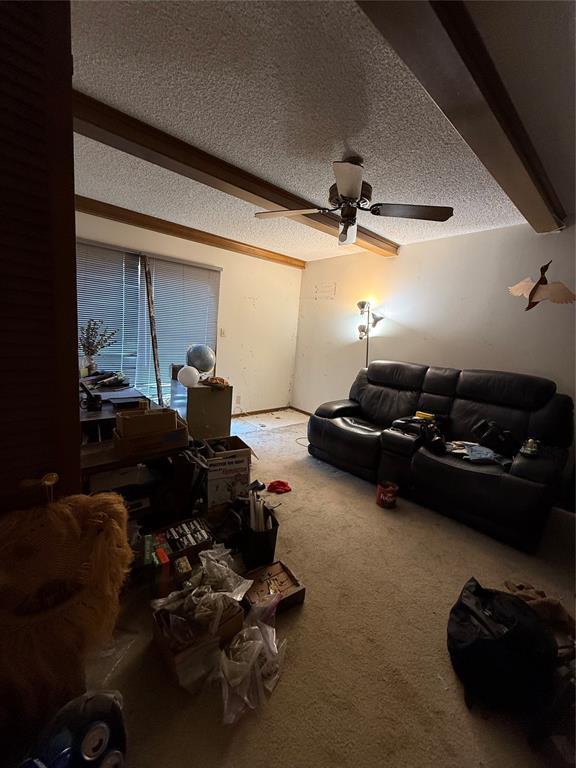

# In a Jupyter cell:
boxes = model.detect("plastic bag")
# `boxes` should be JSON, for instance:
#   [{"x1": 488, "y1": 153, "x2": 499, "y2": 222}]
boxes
[
  {"x1": 150, "y1": 545, "x2": 253, "y2": 693},
  {"x1": 218, "y1": 595, "x2": 287, "y2": 724},
  {"x1": 199, "y1": 545, "x2": 253, "y2": 601}
]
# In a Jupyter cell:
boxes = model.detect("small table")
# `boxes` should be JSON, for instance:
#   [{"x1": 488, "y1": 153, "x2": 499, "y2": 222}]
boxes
[{"x1": 171, "y1": 379, "x2": 233, "y2": 439}]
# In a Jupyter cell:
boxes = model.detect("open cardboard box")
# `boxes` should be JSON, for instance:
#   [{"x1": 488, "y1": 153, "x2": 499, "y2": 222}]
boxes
[
  {"x1": 116, "y1": 407, "x2": 178, "y2": 438},
  {"x1": 153, "y1": 600, "x2": 243, "y2": 690},
  {"x1": 202, "y1": 435, "x2": 252, "y2": 513},
  {"x1": 113, "y1": 415, "x2": 189, "y2": 458},
  {"x1": 244, "y1": 561, "x2": 305, "y2": 612}
]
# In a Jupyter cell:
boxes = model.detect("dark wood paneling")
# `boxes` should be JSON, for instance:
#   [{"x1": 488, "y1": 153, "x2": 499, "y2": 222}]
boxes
[{"x1": 0, "y1": 1, "x2": 80, "y2": 510}]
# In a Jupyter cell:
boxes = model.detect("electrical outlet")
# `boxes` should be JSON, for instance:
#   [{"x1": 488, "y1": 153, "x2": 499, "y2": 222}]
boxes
[{"x1": 235, "y1": 395, "x2": 241, "y2": 405}]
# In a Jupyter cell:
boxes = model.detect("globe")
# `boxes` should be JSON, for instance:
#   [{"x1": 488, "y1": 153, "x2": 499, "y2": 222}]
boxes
[{"x1": 186, "y1": 344, "x2": 216, "y2": 373}]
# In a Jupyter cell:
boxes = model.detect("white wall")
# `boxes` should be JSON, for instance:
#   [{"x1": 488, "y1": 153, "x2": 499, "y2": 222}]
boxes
[
  {"x1": 76, "y1": 212, "x2": 302, "y2": 414},
  {"x1": 292, "y1": 223, "x2": 575, "y2": 414}
]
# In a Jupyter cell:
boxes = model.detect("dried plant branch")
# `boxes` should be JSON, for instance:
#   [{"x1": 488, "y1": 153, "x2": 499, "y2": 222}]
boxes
[{"x1": 79, "y1": 319, "x2": 118, "y2": 356}]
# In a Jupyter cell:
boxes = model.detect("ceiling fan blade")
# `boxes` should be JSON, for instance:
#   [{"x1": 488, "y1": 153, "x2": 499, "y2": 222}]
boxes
[
  {"x1": 370, "y1": 203, "x2": 454, "y2": 221},
  {"x1": 332, "y1": 161, "x2": 363, "y2": 199},
  {"x1": 254, "y1": 208, "x2": 321, "y2": 219}
]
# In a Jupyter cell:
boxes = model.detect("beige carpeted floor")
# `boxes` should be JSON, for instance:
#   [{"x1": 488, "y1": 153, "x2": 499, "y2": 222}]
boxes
[{"x1": 89, "y1": 417, "x2": 574, "y2": 768}]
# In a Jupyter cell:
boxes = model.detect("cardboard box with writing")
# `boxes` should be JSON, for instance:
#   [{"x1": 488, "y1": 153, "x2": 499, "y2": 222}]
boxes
[{"x1": 203, "y1": 436, "x2": 251, "y2": 513}]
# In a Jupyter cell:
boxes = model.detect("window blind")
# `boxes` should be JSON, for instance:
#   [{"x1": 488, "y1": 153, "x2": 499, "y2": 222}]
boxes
[
  {"x1": 76, "y1": 243, "x2": 220, "y2": 402},
  {"x1": 76, "y1": 242, "x2": 141, "y2": 385},
  {"x1": 135, "y1": 256, "x2": 220, "y2": 400}
]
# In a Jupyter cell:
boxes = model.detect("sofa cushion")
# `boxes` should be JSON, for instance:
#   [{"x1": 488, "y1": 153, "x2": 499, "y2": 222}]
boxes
[
  {"x1": 457, "y1": 370, "x2": 556, "y2": 410},
  {"x1": 366, "y1": 360, "x2": 428, "y2": 390},
  {"x1": 308, "y1": 414, "x2": 382, "y2": 471},
  {"x1": 423, "y1": 366, "x2": 460, "y2": 396},
  {"x1": 412, "y1": 447, "x2": 507, "y2": 521},
  {"x1": 359, "y1": 384, "x2": 421, "y2": 427},
  {"x1": 350, "y1": 368, "x2": 422, "y2": 427},
  {"x1": 417, "y1": 392, "x2": 454, "y2": 417},
  {"x1": 449, "y1": 399, "x2": 529, "y2": 443},
  {"x1": 528, "y1": 394, "x2": 574, "y2": 448}
]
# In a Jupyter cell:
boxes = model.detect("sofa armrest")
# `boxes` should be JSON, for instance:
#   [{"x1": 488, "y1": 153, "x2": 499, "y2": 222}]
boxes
[
  {"x1": 381, "y1": 428, "x2": 422, "y2": 457},
  {"x1": 509, "y1": 447, "x2": 567, "y2": 485},
  {"x1": 314, "y1": 399, "x2": 362, "y2": 419}
]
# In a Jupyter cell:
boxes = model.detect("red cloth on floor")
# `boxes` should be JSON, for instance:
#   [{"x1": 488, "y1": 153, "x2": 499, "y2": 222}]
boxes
[{"x1": 267, "y1": 480, "x2": 292, "y2": 494}]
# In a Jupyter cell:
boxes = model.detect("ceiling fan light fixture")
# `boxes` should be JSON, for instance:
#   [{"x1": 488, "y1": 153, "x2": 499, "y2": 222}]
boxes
[
  {"x1": 254, "y1": 161, "x2": 455, "y2": 237},
  {"x1": 338, "y1": 219, "x2": 357, "y2": 246}
]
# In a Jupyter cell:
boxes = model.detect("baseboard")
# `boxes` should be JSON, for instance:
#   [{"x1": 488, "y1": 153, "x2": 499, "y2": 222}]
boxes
[
  {"x1": 231, "y1": 405, "x2": 312, "y2": 418},
  {"x1": 289, "y1": 406, "x2": 312, "y2": 416},
  {"x1": 231, "y1": 406, "x2": 290, "y2": 418}
]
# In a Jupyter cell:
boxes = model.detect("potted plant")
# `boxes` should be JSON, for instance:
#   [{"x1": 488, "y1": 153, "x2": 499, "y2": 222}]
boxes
[{"x1": 79, "y1": 319, "x2": 118, "y2": 375}]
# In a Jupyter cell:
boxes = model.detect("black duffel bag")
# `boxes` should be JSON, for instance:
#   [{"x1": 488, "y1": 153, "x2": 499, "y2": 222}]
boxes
[{"x1": 447, "y1": 577, "x2": 558, "y2": 710}]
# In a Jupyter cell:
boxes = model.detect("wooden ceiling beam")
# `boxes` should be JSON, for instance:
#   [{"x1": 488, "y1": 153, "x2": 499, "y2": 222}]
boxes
[
  {"x1": 357, "y1": 0, "x2": 566, "y2": 233},
  {"x1": 75, "y1": 196, "x2": 307, "y2": 269},
  {"x1": 72, "y1": 91, "x2": 398, "y2": 257}
]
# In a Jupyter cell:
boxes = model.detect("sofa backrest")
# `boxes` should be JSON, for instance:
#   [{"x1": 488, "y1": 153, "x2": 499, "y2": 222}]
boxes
[
  {"x1": 349, "y1": 361, "x2": 427, "y2": 427},
  {"x1": 349, "y1": 360, "x2": 573, "y2": 448}
]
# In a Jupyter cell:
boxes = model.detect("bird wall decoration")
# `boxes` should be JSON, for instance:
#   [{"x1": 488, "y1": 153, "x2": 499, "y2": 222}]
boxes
[{"x1": 508, "y1": 261, "x2": 575, "y2": 311}]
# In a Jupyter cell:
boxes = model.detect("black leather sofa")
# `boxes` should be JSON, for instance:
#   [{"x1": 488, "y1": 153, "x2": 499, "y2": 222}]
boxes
[{"x1": 308, "y1": 361, "x2": 573, "y2": 551}]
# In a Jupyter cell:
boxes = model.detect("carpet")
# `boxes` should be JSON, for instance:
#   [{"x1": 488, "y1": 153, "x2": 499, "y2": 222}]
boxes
[{"x1": 88, "y1": 420, "x2": 574, "y2": 768}]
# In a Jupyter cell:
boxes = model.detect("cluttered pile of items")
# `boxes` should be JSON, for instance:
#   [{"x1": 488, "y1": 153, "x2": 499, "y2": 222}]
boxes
[
  {"x1": 388, "y1": 410, "x2": 528, "y2": 464},
  {"x1": 135, "y1": 477, "x2": 304, "y2": 722},
  {"x1": 90, "y1": 419, "x2": 305, "y2": 723},
  {"x1": 150, "y1": 544, "x2": 302, "y2": 722}
]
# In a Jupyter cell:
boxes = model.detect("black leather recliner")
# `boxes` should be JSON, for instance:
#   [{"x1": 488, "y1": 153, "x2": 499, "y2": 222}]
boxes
[{"x1": 308, "y1": 361, "x2": 574, "y2": 551}]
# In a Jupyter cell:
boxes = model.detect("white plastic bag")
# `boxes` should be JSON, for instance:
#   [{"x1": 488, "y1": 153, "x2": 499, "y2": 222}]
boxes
[
  {"x1": 218, "y1": 595, "x2": 287, "y2": 724},
  {"x1": 199, "y1": 545, "x2": 253, "y2": 601}
]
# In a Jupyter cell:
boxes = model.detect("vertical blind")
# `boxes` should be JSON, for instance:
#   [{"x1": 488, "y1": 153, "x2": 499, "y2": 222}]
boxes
[{"x1": 76, "y1": 242, "x2": 220, "y2": 401}]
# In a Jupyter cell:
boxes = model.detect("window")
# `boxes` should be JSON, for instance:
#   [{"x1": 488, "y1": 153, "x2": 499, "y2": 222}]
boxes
[{"x1": 76, "y1": 242, "x2": 220, "y2": 401}]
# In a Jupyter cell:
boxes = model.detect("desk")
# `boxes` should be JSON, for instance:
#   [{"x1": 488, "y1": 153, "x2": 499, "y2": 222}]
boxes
[
  {"x1": 80, "y1": 388, "x2": 150, "y2": 441},
  {"x1": 81, "y1": 439, "x2": 184, "y2": 477}
]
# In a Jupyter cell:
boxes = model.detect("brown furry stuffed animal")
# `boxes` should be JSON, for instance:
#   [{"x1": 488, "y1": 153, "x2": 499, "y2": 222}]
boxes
[{"x1": 0, "y1": 492, "x2": 133, "y2": 751}]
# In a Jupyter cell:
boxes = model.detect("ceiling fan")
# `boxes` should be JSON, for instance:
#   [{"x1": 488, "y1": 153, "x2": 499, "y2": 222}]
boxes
[{"x1": 254, "y1": 159, "x2": 454, "y2": 245}]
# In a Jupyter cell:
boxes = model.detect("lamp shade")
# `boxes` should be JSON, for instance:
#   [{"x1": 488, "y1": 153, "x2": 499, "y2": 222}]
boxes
[{"x1": 371, "y1": 311, "x2": 384, "y2": 327}]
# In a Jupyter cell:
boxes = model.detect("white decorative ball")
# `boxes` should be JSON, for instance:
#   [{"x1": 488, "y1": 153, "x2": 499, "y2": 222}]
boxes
[{"x1": 177, "y1": 365, "x2": 200, "y2": 388}]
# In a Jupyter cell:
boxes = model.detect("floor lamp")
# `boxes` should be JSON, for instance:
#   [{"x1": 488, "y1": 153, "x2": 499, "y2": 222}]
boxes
[{"x1": 357, "y1": 301, "x2": 384, "y2": 367}]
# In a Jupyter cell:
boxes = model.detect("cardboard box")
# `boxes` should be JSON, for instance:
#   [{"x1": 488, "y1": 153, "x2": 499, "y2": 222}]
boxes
[
  {"x1": 244, "y1": 561, "x2": 306, "y2": 612},
  {"x1": 113, "y1": 415, "x2": 188, "y2": 459},
  {"x1": 203, "y1": 436, "x2": 251, "y2": 512},
  {"x1": 153, "y1": 600, "x2": 243, "y2": 690},
  {"x1": 152, "y1": 518, "x2": 213, "y2": 576},
  {"x1": 116, "y1": 407, "x2": 178, "y2": 438}
]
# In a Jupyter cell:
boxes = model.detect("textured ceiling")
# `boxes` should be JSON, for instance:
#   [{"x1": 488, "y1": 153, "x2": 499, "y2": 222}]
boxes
[
  {"x1": 74, "y1": 135, "x2": 365, "y2": 261},
  {"x1": 71, "y1": 0, "x2": 527, "y2": 258}
]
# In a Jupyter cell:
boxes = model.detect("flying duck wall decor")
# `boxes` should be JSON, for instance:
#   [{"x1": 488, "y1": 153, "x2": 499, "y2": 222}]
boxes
[{"x1": 508, "y1": 261, "x2": 575, "y2": 311}]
